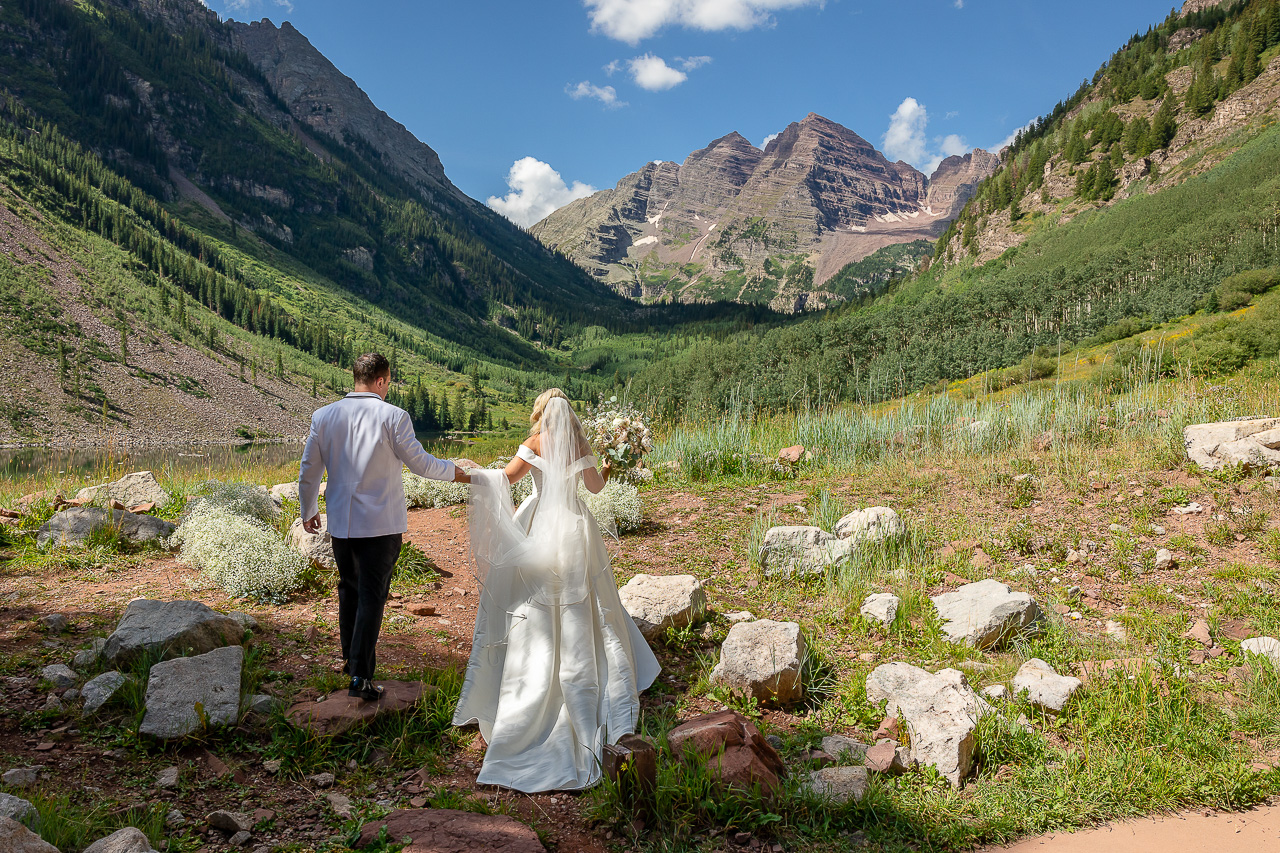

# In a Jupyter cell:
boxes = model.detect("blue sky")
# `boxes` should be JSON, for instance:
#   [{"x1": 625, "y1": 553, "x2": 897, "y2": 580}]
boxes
[{"x1": 203, "y1": 1, "x2": 1178, "y2": 225}]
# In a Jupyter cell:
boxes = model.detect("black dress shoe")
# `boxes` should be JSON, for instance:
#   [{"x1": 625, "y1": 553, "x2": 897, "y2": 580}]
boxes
[{"x1": 348, "y1": 677, "x2": 383, "y2": 701}]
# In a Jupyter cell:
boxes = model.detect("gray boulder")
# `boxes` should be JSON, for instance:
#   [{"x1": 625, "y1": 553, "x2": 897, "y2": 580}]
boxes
[
  {"x1": 72, "y1": 638, "x2": 107, "y2": 670},
  {"x1": 82, "y1": 671, "x2": 128, "y2": 714},
  {"x1": 41, "y1": 665, "x2": 77, "y2": 689},
  {"x1": 1012, "y1": 659, "x2": 1082, "y2": 713},
  {"x1": 0, "y1": 817, "x2": 57, "y2": 853},
  {"x1": 269, "y1": 482, "x2": 299, "y2": 504},
  {"x1": 288, "y1": 516, "x2": 336, "y2": 571},
  {"x1": 860, "y1": 592, "x2": 900, "y2": 627},
  {"x1": 39, "y1": 614, "x2": 69, "y2": 633},
  {"x1": 758, "y1": 526, "x2": 852, "y2": 577},
  {"x1": 2, "y1": 769, "x2": 38, "y2": 787},
  {"x1": 1184, "y1": 418, "x2": 1280, "y2": 471},
  {"x1": 139, "y1": 646, "x2": 243, "y2": 739},
  {"x1": 83, "y1": 828, "x2": 156, "y2": 853},
  {"x1": 834, "y1": 507, "x2": 904, "y2": 543},
  {"x1": 0, "y1": 793, "x2": 38, "y2": 824},
  {"x1": 806, "y1": 766, "x2": 868, "y2": 803},
  {"x1": 37, "y1": 508, "x2": 175, "y2": 549},
  {"x1": 75, "y1": 471, "x2": 171, "y2": 509},
  {"x1": 709, "y1": 619, "x2": 805, "y2": 704},
  {"x1": 931, "y1": 579, "x2": 1041, "y2": 649},
  {"x1": 618, "y1": 573, "x2": 706, "y2": 640},
  {"x1": 103, "y1": 600, "x2": 244, "y2": 666},
  {"x1": 820, "y1": 735, "x2": 869, "y2": 763}
]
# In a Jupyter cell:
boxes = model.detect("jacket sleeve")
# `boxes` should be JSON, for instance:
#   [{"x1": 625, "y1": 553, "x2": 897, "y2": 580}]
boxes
[
  {"x1": 392, "y1": 408, "x2": 456, "y2": 482},
  {"x1": 298, "y1": 414, "x2": 325, "y2": 521}
]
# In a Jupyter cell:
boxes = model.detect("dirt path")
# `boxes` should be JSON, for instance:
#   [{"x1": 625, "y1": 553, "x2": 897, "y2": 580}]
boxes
[{"x1": 983, "y1": 803, "x2": 1280, "y2": 852}]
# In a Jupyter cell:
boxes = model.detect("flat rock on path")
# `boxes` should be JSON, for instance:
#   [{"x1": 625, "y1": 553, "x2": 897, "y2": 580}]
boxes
[
  {"x1": 0, "y1": 817, "x2": 59, "y2": 853},
  {"x1": 356, "y1": 808, "x2": 545, "y2": 852},
  {"x1": 37, "y1": 507, "x2": 175, "y2": 549},
  {"x1": 287, "y1": 680, "x2": 433, "y2": 736},
  {"x1": 103, "y1": 600, "x2": 245, "y2": 666},
  {"x1": 617, "y1": 573, "x2": 706, "y2": 640},
  {"x1": 666, "y1": 709, "x2": 787, "y2": 792},
  {"x1": 139, "y1": 646, "x2": 243, "y2": 739},
  {"x1": 931, "y1": 579, "x2": 1041, "y2": 649}
]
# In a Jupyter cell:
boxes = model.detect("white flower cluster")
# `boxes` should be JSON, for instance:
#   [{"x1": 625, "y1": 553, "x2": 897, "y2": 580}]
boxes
[
  {"x1": 580, "y1": 479, "x2": 643, "y2": 533},
  {"x1": 583, "y1": 396, "x2": 654, "y2": 484},
  {"x1": 189, "y1": 480, "x2": 280, "y2": 523},
  {"x1": 403, "y1": 471, "x2": 470, "y2": 508},
  {"x1": 168, "y1": 504, "x2": 307, "y2": 602}
]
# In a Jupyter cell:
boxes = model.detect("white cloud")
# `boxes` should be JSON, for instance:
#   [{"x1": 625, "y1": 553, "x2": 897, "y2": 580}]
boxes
[
  {"x1": 585, "y1": 0, "x2": 822, "y2": 45},
  {"x1": 603, "y1": 59, "x2": 621, "y2": 75},
  {"x1": 487, "y1": 158, "x2": 597, "y2": 228},
  {"x1": 566, "y1": 80, "x2": 627, "y2": 108},
  {"x1": 224, "y1": 0, "x2": 293, "y2": 12},
  {"x1": 677, "y1": 55, "x2": 713, "y2": 71},
  {"x1": 628, "y1": 54, "x2": 688, "y2": 90},
  {"x1": 882, "y1": 97, "x2": 971, "y2": 174},
  {"x1": 761, "y1": 132, "x2": 780, "y2": 149},
  {"x1": 991, "y1": 122, "x2": 1032, "y2": 153},
  {"x1": 954, "y1": 0, "x2": 964, "y2": 8}
]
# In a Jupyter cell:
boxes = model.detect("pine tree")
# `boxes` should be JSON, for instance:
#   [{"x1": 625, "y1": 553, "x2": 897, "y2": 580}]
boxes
[
  {"x1": 276, "y1": 351, "x2": 284, "y2": 380},
  {"x1": 1151, "y1": 97, "x2": 1177, "y2": 150},
  {"x1": 312, "y1": 376, "x2": 318, "y2": 397}
]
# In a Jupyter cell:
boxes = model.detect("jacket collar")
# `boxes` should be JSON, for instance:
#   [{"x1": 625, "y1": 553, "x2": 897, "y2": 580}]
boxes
[{"x1": 345, "y1": 392, "x2": 383, "y2": 399}]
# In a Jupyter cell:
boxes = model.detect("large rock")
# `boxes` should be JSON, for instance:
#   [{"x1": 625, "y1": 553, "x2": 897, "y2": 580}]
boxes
[
  {"x1": 709, "y1": 619, "x2": 805, "y2": 704},
  {"x1": 0, "y1": 817, "x2": 57, "y2": 853},
  {"x1": 758, "y1": 526, "x2": 852, "y2": 577},
  {"x1": 103, "y1": 600, "x2": 244, "y2": 666},
  {"x1": 288, "y1": 515, "x2": 336, "y2": 571},
  {"x1": 0, "y1": 793, "x2": 37, "y2": 824},
  {"x1": 83, "y1": 828, "x2": 156, "y2": 853},
  {"x1": 865, "y1": 663, "x2": 990, "y2": 787},
  {"x1": 139, "y1": 646, "x2": 243, "y2": 739},
  {"x1": 1241, "y1": 637, "x2": 1280, "y2": 668},
  {"x1": 666, "y1": 710, "x2": 787, "y2": 792},
  {"x1": 269, "y1": 482, "x2": 299, "y2": 504},
  {"x1": 834, "y1": 507, "x2": 904, "y2": 543},
  {"x1": 82, "y1": 672, "x2": 128, "y2": 714},
  {"x1": 618, "y1": 573, "x2": 706, "y2": 640},
  {"x1": 1184, "y1": 418, "x2": 1280, "y2": 471},
  {"x1": 356, "y1": 809, "x2": 544, "y2": 852},
  {"x1": 806, "y1": 766, "x2": 868, "y2": 803},
  {"x1": 287, "y1": 681, "x2": 432, "y2": 736},
  {"x1": 1012, "y1": 658, "x2": 1082, "y2": 713},
  {"x1": 41, "y1": 665, "x2": 77, "y2": 689},
  {"x1": 37, "y1": 508, "x2": 175, "y2": 549},
  {"x1": 931, "y1": 579, "x2": 1041, "y2": 649},
  {"x1": 75, "y1": 471, "x2": 171, "y2": 509}
]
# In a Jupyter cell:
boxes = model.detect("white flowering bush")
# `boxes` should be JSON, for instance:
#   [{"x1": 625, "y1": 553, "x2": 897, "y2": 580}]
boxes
[
  {"x1": 403, "y1": 471, "x2": 470, "y2": 508},
  {"x1": 168, "y1": 504, "x2": 307, "y2": 602},
  {"x1": 190, "y1": 480, "x2": 279, "y2": 523},
  {"x1": 580, "y1": 479, "x2": 643, "y2": 533},
  {"x1": 583, "y1": 396, "x2": 654, "y2": 485}
]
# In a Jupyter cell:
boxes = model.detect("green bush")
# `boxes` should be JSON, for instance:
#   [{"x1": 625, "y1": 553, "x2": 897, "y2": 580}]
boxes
[{"x1": 1216, "y1": 267, "x2": 1280, "y2": 311}]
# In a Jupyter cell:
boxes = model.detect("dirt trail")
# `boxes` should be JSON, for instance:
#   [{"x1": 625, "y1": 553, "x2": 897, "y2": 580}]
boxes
[{"x1": 984, "y1": 804, "x2": 1280, "y2": 852}]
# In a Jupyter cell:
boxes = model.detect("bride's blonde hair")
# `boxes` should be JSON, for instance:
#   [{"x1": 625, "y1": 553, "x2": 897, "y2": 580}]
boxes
[{"x1": 529, "y1": 388, "x2": 570, "y2": 437}]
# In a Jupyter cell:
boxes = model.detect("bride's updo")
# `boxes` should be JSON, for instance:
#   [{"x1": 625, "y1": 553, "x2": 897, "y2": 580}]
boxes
[{"x1": 529, "y1": 388, "x2": 569, "y2": 437}]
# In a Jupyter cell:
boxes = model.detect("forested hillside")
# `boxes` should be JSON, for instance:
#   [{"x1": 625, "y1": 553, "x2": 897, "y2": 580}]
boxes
[{"x1": 632, "y1": 0, "x2": 1280, "y2": 418}]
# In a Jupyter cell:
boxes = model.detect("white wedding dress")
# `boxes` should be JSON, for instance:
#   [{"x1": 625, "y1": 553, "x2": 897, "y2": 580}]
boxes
[{"x1": 452, "y1": 399, "x2": 661, "y2": 792}]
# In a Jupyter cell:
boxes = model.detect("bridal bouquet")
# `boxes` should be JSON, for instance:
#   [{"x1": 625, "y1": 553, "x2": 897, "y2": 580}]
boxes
[{"x1": 584, "y1": 396, "x2": 653, "y2": 484}]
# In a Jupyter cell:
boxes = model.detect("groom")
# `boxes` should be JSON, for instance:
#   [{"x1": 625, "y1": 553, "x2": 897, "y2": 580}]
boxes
[{"x1": 299, "y1": 352, "x2": 470, "y2": 700}]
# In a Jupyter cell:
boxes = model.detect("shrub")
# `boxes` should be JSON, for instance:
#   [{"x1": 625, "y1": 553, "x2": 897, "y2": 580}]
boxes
[
  {"x1": 581, "y1": 480, "x2": 643, "y2": 533},
  {"x1": 169, "y1": 505, "x2": 307, "y2": 602},
  {"x1": 403, "y1": 472, "x2": 469, "y2": 508},
  {"x1": 1216, "y1": 267, "x2": 1279, "y2": 311},
  {"x1": 190, "y1": 480, "x2": 278, "y2": 523}
]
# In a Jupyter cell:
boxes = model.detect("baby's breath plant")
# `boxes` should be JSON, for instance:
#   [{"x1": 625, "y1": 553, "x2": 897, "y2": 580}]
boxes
[
  {"x1": 190, "y1": 480, "x2": 279, "y2": 523},
  {"x1": 168, "y1": 505, "x2": 306, "y2": 602},
  {"x1": 580, "y1": 479, "x2": 643, "y2": 533},
  {"x1": 403, "y1": 471, "x2": 469, "y2": 508}
]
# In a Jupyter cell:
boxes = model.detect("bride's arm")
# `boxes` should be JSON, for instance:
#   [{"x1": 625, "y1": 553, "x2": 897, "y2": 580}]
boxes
[
  {"x1": 503, "y1": 438, "x2": 536, "y2": 483},
  {"x1": 581, "y1": 458, "x2": 611, "y2": 494}
]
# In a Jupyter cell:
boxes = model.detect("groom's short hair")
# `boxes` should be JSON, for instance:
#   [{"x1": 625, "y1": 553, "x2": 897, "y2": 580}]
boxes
[{"x1": 353, "y1": 353, "x2": 390, "y2": 384}]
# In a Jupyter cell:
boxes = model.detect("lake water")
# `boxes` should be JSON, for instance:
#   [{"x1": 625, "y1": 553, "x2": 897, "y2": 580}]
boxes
[{"x1": 0, "y1": 437, "x2": 492, "y2": 483}]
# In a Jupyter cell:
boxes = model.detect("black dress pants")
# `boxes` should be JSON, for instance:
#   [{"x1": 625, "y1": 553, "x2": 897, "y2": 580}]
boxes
[{"x1": 331, "y1": 533, "x2": 401, "y2": 680}]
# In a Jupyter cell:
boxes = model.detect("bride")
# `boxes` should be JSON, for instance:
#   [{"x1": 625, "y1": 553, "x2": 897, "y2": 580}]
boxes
[{"x1": 452, "y1": 389, "x2": 661, "y2": 792}]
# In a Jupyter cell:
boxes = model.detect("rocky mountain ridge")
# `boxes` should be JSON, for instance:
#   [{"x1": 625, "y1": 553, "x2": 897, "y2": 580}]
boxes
[{"x1": 531, "y1": 113, "x2": 997, "y2": 311}]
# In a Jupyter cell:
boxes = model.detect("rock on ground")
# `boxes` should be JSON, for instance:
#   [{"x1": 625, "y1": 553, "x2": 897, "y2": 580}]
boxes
[
  {"x1": 269, "y1": 482, "x2": 299, "y2": 504},
  {"x1": 41, "y1": 665, "x2": 77, "y2": 689},
  {"x1": 103, "y1": 600, "x2": 244, "y2": 666},
  {"x1": 806, "y1": 766, "x2": 868, "y2": 803},
  {"x1": 207, "y1": 811, "x2": 254, "y2": 833},
  {"x1": 0, "y1": 792, "x2": 38, "y2": 823},
  {"x1": 1184, "y1": 418, "x2": 1280, "y2": 471},
  {"x1": 758, "y1": 526, "x2": 852, "y2": 577},
  {"x1": 834, "y1": 507, "x2": 904, "y2": 543},
  {"x1": 1241, "y1": 637, "x2": 1280, "y2": 668},
  {"x1": 981, "y1": 684, "x2": 1009, "y2": 701},
  {"x1": 666, "y1": 710, "x2": 787, "y2": 792},
  {"x1": 356, "y1": 809, "x2": 545, "y2": 853},
  {"x1": 287, "y1": 681, "x2": 432, "y2": 737},
  {"x1": 821, "y1": 735, "x2": 869, "y2": 763},
  {"x1": 39, "y1": 614, "x2": 69, "y2": 633},
  {"x1": 288, "y1": 515, "x2": 336, "y2": 570},
  {"x1": 709, "y1": 619, "x2": 806, "y2": 704},
  {"x1": 864, "y1": 739, "x2": 913, "y2": 774},
  {"x1": 75, "y1": 471, "x2": 171, "y2": 509},
  {"x1": 931, "y1": 579, "x2": 1041, "y2": 649},
  {"x1": 139, "y1": 646, "x2": 243, "y2": 739},
  {"x1": 0, "y1": 817, "x2": 58, "y2": 853},
  {"x1": 2, "y1": 769, "x2": 38, "y2": 787},
  {"x1": 1012, "y1": 659, "x2": 1082, "y2": 713},
  {"x1": 82, "y1": 671, "x2": 128, "y2": 715},
  {"x1": 83, "y1": 827, "x2": 157, "y2": 853},
  {"x1": 37, "y1": 507, "x2": 175, "y2": 549},
  {"x1": 617, "y1": 573, "x2": 706, "y2": 640},
  {"x1": 860, "y1": 592, "x2": 900, "y2": 627},
  {"x1": 865, "y1": 662, "x2": 990, "y2": 787}
]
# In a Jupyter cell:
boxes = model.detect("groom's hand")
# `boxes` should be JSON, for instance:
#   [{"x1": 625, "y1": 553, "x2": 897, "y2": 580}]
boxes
[
  {"x1": 453, "y1": 467, "x2": 471, "y2": 484},
  {"x1": 303, "y1": 514, "x2": 322, "y2": 534}
]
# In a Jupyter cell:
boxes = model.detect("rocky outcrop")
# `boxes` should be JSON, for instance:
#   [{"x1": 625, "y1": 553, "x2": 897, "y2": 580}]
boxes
[
  {"x1": 532, "y1": 113, "x2": 995, "y2": 309},
  {"x1": 931, "y1": 580, "x2": 1042, "y2": 649},
  {"x1": 0, "y1": 817, "x2": 57, "y2": 853},
  {"x1": 1184, "y1": 418, "x2": 1280, "y2": 471}
]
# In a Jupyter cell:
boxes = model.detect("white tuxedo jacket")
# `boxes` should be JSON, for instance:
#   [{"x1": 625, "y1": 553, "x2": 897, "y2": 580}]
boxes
[{"x1": 299, "y1": 392, "x2": 455, "y2": 538}]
